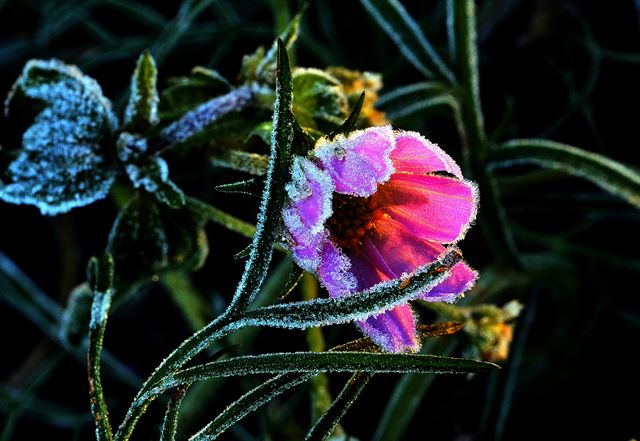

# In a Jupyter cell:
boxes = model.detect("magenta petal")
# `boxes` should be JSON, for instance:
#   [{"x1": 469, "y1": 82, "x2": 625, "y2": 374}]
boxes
[
  {"x1": 282, "y1": 206, "x2": 327, "y2": 272},
  {"x1": 378, "y1": 173, "x2": 478, "y2": 243},
  {"x1": 285, "y1": 157, "x2": 334, "y2": 233},
  {"x1": 357, "y1": 304, "x2": 419, "y2": 352},
  {"x1": 313, "y1": 126, "x2": 395, "y2": 197},
  {"x1": 420, "y1": 261, "x2": 477, "y2": 303},
  {"x1": 392, "y1": 131, "x2": 463, "y2": 178},
  {"x1": 317, "y1": 240, "x2": 357, "y2": 298}
]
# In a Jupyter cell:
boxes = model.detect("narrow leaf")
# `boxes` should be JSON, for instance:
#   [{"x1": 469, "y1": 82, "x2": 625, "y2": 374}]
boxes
[
  {"x1": 87, "y1": 254, "x2": 115, "y2": 441},
  {"x1": 149, "y1": 352, "x2": 497, "y2": 397},
  {"x1": 216, "y1": 178, "x2": 265, "y2": 198},
  {"x1": 328, "y1": 91, "x2": 365, "y2": 139},
  {"x1": 189, "y1": 373, "x2": 314, "y2": 441},
  {"x1": 305, "y1": 372, "x2": 372, "y2": 441},
  {"x1": 210, "y1": 150, "x2": 269, "y2": 176},
  {"x1": 360, "y1": 0, "x2": 455, "y2": 83},
  {"x1": 124, "y1": 51, "x2": 159, "y2": 132},
  {"x1": 242, "y1": 248, "x2": 462, "y2": 328},
  {"x1": 160, "y1": 386, "x2": 188, "y2": 441},
  {"x1": 491, "y1": 139, "x2": 640, "y2": 209},
  {"x1": 376, "y1": 82, "x2": 456, "y2": 120}
]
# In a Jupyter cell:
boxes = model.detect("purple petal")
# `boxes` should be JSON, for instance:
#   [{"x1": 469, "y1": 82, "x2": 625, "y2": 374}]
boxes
[
  {"x1": 377, "y1": 173, "x2": 478, "y2": 244},
  {"x1": 419, "y1": 261, "x2": 478, "y2": 303},
  {"x1": 282, "y1": 206, "x2": 327, "y2": 272},
  {"x1": 317, "y1": 240, "x2": 357, "y2": 298},
  {"x1": 357, "y1": 305, "x2": 419, "y2": 352},
  {"x1": 392, "y1": 131, "x2": 463, "y2": 178},
  {"x1": 285, "y1": 157, "x2": 334, "y2": 234},
  {"x1": 313, "y1": 126, "x2": 395, "y2": 197}
]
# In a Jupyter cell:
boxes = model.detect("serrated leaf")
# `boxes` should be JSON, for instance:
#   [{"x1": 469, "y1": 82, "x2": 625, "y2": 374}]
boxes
[
  {"x1": 107, "y1": 194, "x2": 208, "y2": 285},
  {"x1": 0, "y1": 59, "x2": 117, "y2": 215},
  {"x1": 491, "y1": 139, "x2": 640, "y2": 209},
  {"x1": 360, "y1": 0, "x2": 455, "y2": 83},
  {"x1": 305, "y1": 372, "x2": 372, "y2": 441},
  {"x1": 159, "y1": 66, "x2": 232, "y2": 122},
  {"x1": 376, "y1": 82, "x2": 456, "y2": 120},
  {"x1": 292, "y1": 68, "x2": 348, "y2": 131},
  {"x1": 124, "y1": 51, "x2": 159, "y2": 132}
]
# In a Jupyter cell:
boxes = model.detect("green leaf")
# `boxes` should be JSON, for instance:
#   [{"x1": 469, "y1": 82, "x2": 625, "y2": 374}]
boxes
[
  {"x1": 87, "y1": 254, "x2": 115, "y2": 441},
  {"x1": 186, "y1": 197, "x2": 257, "y2": 240},
  {"x1": 216, "y1": 178, "x2": 265, "y2": 198},
  {"x1": 490, "y1": 139, "x2": 640, "y2": 209},
  {"x1": 59, "y1": 283, "x2": 93, "y2": 347},
  {"x1": 360, "y1": 0, "x2": 455, "y2": 83},
  {"x1": 242, "y1": 14, "x2": 301, "y2": 84},
  {"x1": 242, "y1": 248, "x2": 462, "y2": 328},
  {"x1": 305, "y1": 372, "x2": 372, "y2": 441},
  {"x1": 189, "y1": 373, "x2": 314, "y2": 441},
  {"x1": 328, "y1": 91, "x2": 365, "y2": 140},
  {"x1": 159, "y1": 66, "x2": 232, "y2": 122},
  {"x1": 159, "y1": 386, "x2": 188, "y2": 441},
  {"x1": 149, "y1": 352, "x2": 497, "y2": 396},
  {"x1": 0, "y1": 59, "x2": 117, "y2": 215},
  {"x1": 292, "y1": 68, "x2": 347, "y2": 131},
  {"x1": 211, "y1": 149, "x2": 269, "y2": 176},
  {"x1": 376, "y1": 82, "x2": 456, "y2": 120},
  {"x1": 124, "y1": 51, "x2": 159, "y2": 132},
  {"x1": 107, "y1": 194, "x2": 208, "y2": 286},
  {"x1": 227, "y1": 38, "x2": 295, "y2": 312}
]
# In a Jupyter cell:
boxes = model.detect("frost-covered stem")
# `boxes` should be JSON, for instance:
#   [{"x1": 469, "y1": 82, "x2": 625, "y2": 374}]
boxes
[
  {"x1": 302, "y1": 274, "x2": 342, "y2": 435},
  {"x1": 159, "y1": 85, "x2": 253, "y2": 146},
  {"x1": 450, "y1": 0, "x2": 521, "y2": 267},
  {"x1": 88, "y1": 288, "x2": 113, "y2": 441}
]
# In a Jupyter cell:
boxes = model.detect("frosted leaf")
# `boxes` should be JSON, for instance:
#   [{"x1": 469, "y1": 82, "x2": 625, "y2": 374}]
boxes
[
  {"x1": 0, "y1": 59, "x2": 117, "y2": 215},
  {"x1": 292, "y1": 67, "x2": 348, "y2": 131},
  {"x1": 107, "y1": 195, "x2": 208, "y2": 285},
  {"x1": 124, "y1": 51, "x2": 159, "y2": 132},
  {"x1": 59, "y1": 282, "x2": 93, "y2": 347},
  {"x1": 117, "y1": 132, "x2": 186, "y2": 208}
]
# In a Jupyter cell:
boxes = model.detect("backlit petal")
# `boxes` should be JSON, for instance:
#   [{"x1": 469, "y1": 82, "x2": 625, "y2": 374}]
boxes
[
  {"x1": 392, "y1": 131, "x2": 462, "y2": 178},
  {"x1": 357, "y1": 304, "x2": 419, "y2": 352}
]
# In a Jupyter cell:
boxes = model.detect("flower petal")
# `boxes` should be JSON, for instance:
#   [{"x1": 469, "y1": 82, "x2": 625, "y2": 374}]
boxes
[
  {"x1": 282, "y1": 206, "x2": 327, "y2": 272},
  {"x1": 392, "y1": 131, "x2": 463, "y2": 178},
  {"x1": 285, "y1": 157, "x2": 334, "y2": 234},
  {"x1": 420, "y1": 261, "x2": 478, "y2": 303},
  {"x1": 318, "y1": 240, "x2": 357, "y2": 298},
  {"x1": 377, "y1": 173, "x2": 478, "y2": 243},
  {"x1": 357, "y1": 304, "x2": 419, "y2": 352},
  {"x1": 313, "y1": 126, "x2": 395, "y2": 197}
]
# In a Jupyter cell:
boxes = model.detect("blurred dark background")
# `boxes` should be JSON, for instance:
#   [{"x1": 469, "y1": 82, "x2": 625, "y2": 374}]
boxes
[{"x1": 1, "y1": 1, "x2": 639, "y2": 440}]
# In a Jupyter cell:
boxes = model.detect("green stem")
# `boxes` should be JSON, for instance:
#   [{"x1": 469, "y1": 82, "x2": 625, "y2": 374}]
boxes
[
  {"x1": 450, "y1": 0, "x2": 521, "y2": 267},
  {"x1": 159, "y1": 386, "x2": 189, "y2": 441}
]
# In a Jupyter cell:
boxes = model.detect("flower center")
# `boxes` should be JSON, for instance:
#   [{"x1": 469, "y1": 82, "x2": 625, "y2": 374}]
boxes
[{"x1": 327, "y1": 193, "x2": 381, "y2": 251}]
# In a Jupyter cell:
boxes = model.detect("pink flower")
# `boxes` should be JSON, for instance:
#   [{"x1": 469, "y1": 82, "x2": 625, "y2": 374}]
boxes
[{"x1": 283, "y1": 126, "x2": 478, "y2": 352}]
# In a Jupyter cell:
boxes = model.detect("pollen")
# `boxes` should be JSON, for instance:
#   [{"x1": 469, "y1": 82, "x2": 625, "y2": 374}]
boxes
[{"x1": 327, "y1": 193, "x2": 382, "y2": 251}]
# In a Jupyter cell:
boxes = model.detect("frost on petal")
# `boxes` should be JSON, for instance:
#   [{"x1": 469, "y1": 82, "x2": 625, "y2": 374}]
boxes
[
  {"x1": 392, "y1": 131, "x2": 463, "y2": 178},
  {"x1": 284, "y1": 157, "x2": 334, "y2": 234},
  {"x1": 357, "y1": 304, "x2": 419, "y2": 352},
  {"x1": 317, "y1": 241, "x2": 357, "y2": 298},
  {"x1": 313, "y1": 126, "x2": 395, "y2": 196},
  {"x1": 377, "y1": 173, "x2": 478, "y2": 243},
  {"x1": 419, "y1": 261, "x2": 478, "y2": 303},
  {"x1": 283, "y1": 206, "x2": 327, "y2": 273}
]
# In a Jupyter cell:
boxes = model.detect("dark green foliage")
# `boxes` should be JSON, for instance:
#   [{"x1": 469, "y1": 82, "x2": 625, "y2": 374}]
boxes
[
  {"x1": 107, "y1": 194, "x2": 208, "y2": 286},
  {"x1": 292, "y1": 68, "x2": 347, "y2": 131},
  {"x1": 124, "y1": 51, "x2": 160, "y2": 133},
  {"x1": 59, "y1": 283, "x2": 94, "y2": 347}
]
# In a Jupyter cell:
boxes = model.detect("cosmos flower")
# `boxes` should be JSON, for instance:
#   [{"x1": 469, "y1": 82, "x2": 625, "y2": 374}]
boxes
[{"x1": 283, "y1": 126, "x2": 478, "y2": 352}]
